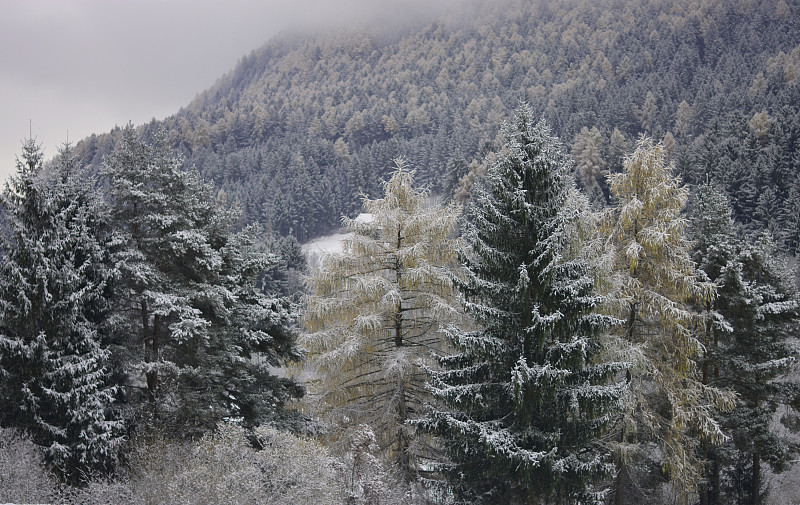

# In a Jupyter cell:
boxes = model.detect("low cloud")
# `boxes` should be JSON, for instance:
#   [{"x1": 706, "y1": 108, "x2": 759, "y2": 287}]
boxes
[{"x1": 1, "y1": 0, "x2": 472, "y2": 181}]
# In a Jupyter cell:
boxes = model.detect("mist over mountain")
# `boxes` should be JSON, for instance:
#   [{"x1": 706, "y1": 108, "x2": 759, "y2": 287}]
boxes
[
  {"x1": 5, "y1": 1, "x2": 800, "y2": 502},
  {"x1": 72, "y1": 0, "x2": 800, "y2": 250}
]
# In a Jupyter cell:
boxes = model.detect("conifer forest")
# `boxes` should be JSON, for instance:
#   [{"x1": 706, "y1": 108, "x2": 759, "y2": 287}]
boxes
[{"x1": 2, "y1": 0, "x2": 800, "y2": 503}]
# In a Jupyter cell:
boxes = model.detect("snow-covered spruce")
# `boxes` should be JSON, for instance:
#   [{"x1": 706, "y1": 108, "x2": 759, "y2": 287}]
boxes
[
  {"x1": 104, "y1": 126, "x2": 304, "y2": 435},
  {"x1": 419, "y1": 104, "x2": 625, "y2": 504},
  {"x1": 0, "y1": 140, "x2": 123, "y2": 483},
  {"x1": 691, "y1": 182, "x2": 800, "y2": 505}
]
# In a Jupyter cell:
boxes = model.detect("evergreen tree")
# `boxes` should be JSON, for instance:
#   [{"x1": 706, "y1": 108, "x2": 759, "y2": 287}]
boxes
[
  {"x1": 689, "y1": 182, "x2": 740, "y2": 505},
  {"x1": 442, "y1": 152, "x2": 469, "y2": 201},
  {"x1": 691, "y1": 183, "x2": 800, "y2": 505},
  {"x1": 303, "y1": 160, "x2": 461, "y2": 481},
  {"x1": 601, "y1": 138, "x2": 734, "y2": 504},
  {"x1": 422, "y1": 105, "x2": 624, "y2": 504},
  {"x1": 718, "y1": 235, "x2": 799, "y2": 505},
  {"x1": 104, "y1": 126, "x2": 304, "y2": 436},
  {"x1": 0, "y1": 140, "x2": 122, "y2": 483},
  {"x1": 571, "y1": 126, "x2": 606, "y2": 207}
]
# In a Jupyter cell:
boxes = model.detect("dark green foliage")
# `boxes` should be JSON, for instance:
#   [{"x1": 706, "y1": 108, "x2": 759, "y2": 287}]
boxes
[
  {"x1": 421, "y1": 105, "x2": 624, "y2": 504},
  {"x1": 691, "y1": 184, "x2": 800, "y2": 505},
  {"x1": 717, "y1": 234, "x2": 800, "y2": 505},
  {"x1": 256, "y1": 234, "x2": 308, "y2": 302},
  {"x1": 686, "y1": 100, "x2": 800, "y2": 255},
  {"x1": 0, "y1": 140, "x2": 122, "y2": 483},
  {"x1": 104, "y1": 126, "x2": 304, "y2": 436}
]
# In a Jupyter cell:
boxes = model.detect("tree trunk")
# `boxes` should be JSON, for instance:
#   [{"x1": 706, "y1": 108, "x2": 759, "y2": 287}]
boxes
[
  {"x1": 709, "y1": 448, "x2": 720, "y2": 505},
  {"x1": 397, "y1": 377, "x2": 411, "y2": 481},
  {"x1": 752, "y1": 451, "x2": 761, "y2": 505},
  {"x1": 395, "y1": 297, "x2": 410, "y2": 478},
  {"x1": 616, "y1": 302, "x2": 637, "y2": 505},
  {"x1": 394, "y1": 224, "x2": 411, "y2": 480},
  {"x1": 700, "y1": 446, "x2": 721, "y2": 505},
  {"x1": 700, "y1": 300, "x2": 719, "y2": 505},
  {"x1": 699, "y1": 448, "x2": 709, "y2": 505},
  {"x1": 143, "y1": 300, "x2": 160, "y2": 417},
  {"x1": 627, "y1": 302, "x2": 637, "y2": 340},
  {"x1": 614, "y1": 463, "x2": 628, "y2": 505}
]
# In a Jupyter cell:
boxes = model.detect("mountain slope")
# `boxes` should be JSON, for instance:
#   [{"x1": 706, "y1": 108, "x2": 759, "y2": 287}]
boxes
[{"x1": 74, "y1": 0, "x2": 800, "y2": 249}]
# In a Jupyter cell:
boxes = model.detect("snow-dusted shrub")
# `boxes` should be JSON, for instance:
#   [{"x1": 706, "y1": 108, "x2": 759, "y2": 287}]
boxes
[
  {"x1": 127, "y1": 423, "x2": 343, "y2": 505},
  {"x1": 55, "y1": 477, "x2": 136, "y2": 505},
  {"x1": 0, "y1": 427, "x2": 55, "y2": 503},
  {"x1": 341, "y1": 424, "x2": 407, "y2": 505}
]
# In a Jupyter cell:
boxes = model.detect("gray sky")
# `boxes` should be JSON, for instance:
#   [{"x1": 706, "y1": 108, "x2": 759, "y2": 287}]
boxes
[{"x1": 0, "y1": 0, "x2": 452, "y2": 183}]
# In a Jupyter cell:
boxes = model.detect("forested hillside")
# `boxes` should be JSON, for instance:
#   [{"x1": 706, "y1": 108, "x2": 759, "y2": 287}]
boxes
[
  {"x1": 72, "y1": 0, "x2": 800, "y2": 252},
  {"x1": 4, "y1": 0, "x2": 800, "y2": 504}
]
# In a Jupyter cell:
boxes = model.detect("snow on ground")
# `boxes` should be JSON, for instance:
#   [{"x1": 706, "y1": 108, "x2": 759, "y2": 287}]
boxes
[
  {"x1": 301, "y1": 213, "x2": 371, "y2": 269},
  {"x1": 302, "y1": 232, "x2": 350, "y2": 270},
  {"x1": 302, "y1": 232, "x2": 350, "y2": 256}
]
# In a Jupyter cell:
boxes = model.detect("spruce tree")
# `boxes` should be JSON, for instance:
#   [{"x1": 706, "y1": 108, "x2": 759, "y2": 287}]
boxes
[
  {"x1": 0, "y1": 140, "x2": 122, "y2": 483},
  {"x1": 104, "y1": 126, "x2": 304, "y2": 436},
  {"x1": 602, "y1": 139, "x2": 734, "y2": 504},
  {"x1": 718, "y1": 236, "x2": 799, "y2": 505},
  {"x1": 303, "y1": 160, "x2": 462, "y2": 482},
  {"x1": 689, "y1": 182, "x2": 740, "y2": 505},
  {"x1": 691, "y1": 182, "x2": 800, "y2": 505},
  {"x1": 422, "y1": 105, "x2": 624, "y2": 504}
]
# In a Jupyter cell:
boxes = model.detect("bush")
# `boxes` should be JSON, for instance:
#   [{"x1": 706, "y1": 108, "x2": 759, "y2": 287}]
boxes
[
  {"x1": 0, "y1": 427, "x2": 55, "y2": 503},
  {"x1": 126, "y1": 423, "x2": 343, "y2": 505},
  {"x1": 2, "y1": 422, "x2": 421, "y2": 504}
]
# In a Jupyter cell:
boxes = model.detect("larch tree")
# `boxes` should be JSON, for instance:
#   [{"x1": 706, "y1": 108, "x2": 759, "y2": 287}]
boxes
[
  {"x1": 421, "y1": 105, "x2": 625, "y2": 505},
  {"x1": 0, "y1": 140, "x2": 122, "y2": 483},
  {"x1": 104, "y1": 126, "x2": 304, "y2": 436},
  {"x1": 601, "y1": 138, "x2": 734, "y2": 504},
  {"x1": 303, "y1": 160, "x2": 462, "y2": 482}
]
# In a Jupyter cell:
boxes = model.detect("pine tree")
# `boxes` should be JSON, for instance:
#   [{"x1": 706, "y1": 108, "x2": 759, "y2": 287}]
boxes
[
  {"x1": 601, "y1": 138, "x2": 734, "y2": 504},
  {"x1": 422, "y1": 105, "x2": 625, "y2": 505},
  {"x1": 104, "y1": 126, "x2": 304, "y2": 435},
  {"x1": 0, "y1": 140, "x2": 122, "y2": 483},
  {"x1": 691, "y1": 183, "x2": 800, "y2": 505},
  {"x1": 689, "y1": 182, "x2": 740, "y2": 505},
  {"x1": 718, "y1": 234, "x2": 799, "y2": 505},
  {"x1": 303, "y1": 160, "x2": 461, "y2": 481}
]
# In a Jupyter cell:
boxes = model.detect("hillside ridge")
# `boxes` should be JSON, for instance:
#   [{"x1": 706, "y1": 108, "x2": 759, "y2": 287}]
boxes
[{"x1": 72, "y1": 0, "x2": 800, "y2": 252}]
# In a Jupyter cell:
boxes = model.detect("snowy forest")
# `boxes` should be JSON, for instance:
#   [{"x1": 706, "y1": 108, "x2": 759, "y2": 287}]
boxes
[{"x1": 2, "y1": 0, "x2": 800, "y2": 504}]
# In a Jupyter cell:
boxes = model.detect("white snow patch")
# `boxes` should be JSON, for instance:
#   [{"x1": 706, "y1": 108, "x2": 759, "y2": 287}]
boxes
[
  {"x1": 302, "y1": 232, "x2": 351, "y2": 270},
  {"x1": 301, "y1": 214, "x2": 372, "y2": 269},
  {"x1": 303, "y1": 233, "x2": 351, "y2": 256}
]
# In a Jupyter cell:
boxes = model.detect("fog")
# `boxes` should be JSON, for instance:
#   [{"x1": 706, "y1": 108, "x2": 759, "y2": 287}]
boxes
[{"x1": 0, "y1": 0, "x2": 466, "y2": 182}]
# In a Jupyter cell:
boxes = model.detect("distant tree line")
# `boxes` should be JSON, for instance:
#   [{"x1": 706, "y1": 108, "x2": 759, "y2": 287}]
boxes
[
  {"x1": 2, "y1": 0, "x2": 800, "y2": 502},
  {"x1": 71, "y1": 0, "x2": 800, "y2": 259}
]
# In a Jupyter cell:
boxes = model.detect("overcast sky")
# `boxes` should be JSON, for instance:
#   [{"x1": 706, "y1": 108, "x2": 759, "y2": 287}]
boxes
[{"x1": 0, "y1": 0, "x2": 453, "y2": 183}]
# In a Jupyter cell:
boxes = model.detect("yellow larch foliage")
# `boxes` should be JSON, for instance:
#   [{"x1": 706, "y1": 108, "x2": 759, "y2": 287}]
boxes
[
  {"x1": 302, "y1": 159, "x2": 462, "y2": 480},
  {"x1": 600, "y1": 137, "x2": 734, "y2": 501}
]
